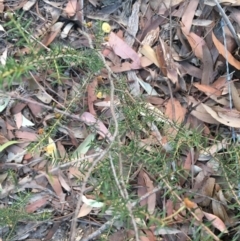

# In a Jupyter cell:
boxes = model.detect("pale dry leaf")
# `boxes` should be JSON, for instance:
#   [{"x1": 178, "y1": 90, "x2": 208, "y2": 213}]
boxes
[
  {"x1": 78, "y1": 203, "x2": 93, "y2": 218},
  {"x1": 22, "y1": 115, "x2": 34, "y2": 127},
  {"x1": 140, "y1": 237, "x2": 150, "y2": 241},
  {"x1": 141, "y1": 28, "x2": 160, "y2": 47},
  {"x1": 202, "y1": 104, "x2": 240, "y2": 128},
  {"x1": 58, "y1": 173, "x2": 71, "y2": 192},
  {"x1": 61, "y1": 22, "x2": 74, "y2": 39},
  {"x1": 212, "y1": 32, "x2": 240, "y2": 69},
  {"x1": 230, "y1": 82, "x2": 240, "y2": 111},
  {"x1": 14, "y1": 112, "x2": 23, "y2": 129},
  {"x1": 153, "y1": 227, "x2": 182, "y2": 235},
  {"x1": 23, "y1": 0, "x2": 37, "y2": 11},
  {"x1": 0, "y1": 48, "x2": 7, "y2": 66},
  {"x1": 199, "y1": 139, "x2": 228, "y2": 161},
  {"x1": 203, "y1": 211, "x2": 228, "y2": 233},
  {"x1": 140, "y1": 45, "x2": 160, "y2": 67},
  {"x1": 88, "y1": 0, "x2": 99, "y2": 7},
  {"x1": 192, "y1": 19, "x2": 213, "y2": 26},
  {"x1": 35, "y1": 90, "x2": 52, "y2": 103},
  {"x1": 65, "y1": 0, "x2": 77, "y2": 17}
]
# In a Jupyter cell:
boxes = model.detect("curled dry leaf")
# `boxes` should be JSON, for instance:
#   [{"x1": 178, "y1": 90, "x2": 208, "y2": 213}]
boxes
[
  {"x1": 202, "y1": 104, "x2": 240, "y2": 128},
  {"x1": 212, "y1": 32, "x2": 240, "y2": 70},
  {"x1": 230, "y1": 82, "x2": 240, "y2": 111},
  {"x1": 203, "y1": 211, "x2": 228, "y2": 233}
]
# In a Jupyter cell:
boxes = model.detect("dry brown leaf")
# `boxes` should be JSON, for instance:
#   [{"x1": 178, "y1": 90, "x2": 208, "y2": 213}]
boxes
[
  {"x1": 142, "y1": 171, "x2": 156, "y2": 214},
  {"x1": 156, "y1": 44, "x2": 167, "y2": 76},
  {"x1": 14, "y1": 112, "x2": 22, "y2": 129},
  {"x1": 65, "y1": 0, "x2": 77, "y2": 17},
  {"x1": 193, "y1": 83, "x2": 222, "y2": 96},
  {"x1": 87, "y1": 78, "x2": 98, "y2": 116},
  {"x1": 42, "y1": 22, "x2": 64, "y2": 47},
  {"x1": 108, "y1": 32, "x2": 142, "y2": 69},
  {"x1": 203, "y1": 211, "x2": 228, "y2": 233},
  {"x1": 26, "y1": 196, "x2": 48, "y2": 213},
  {"x1": 188, "y1": 99, "x2": 219, "y2": 124},
  {"x1": 184, "y1": 32, "x2": 205, "y2": 59},
  {"x1": 212, "y1": 196, "x2": 231, "y2": 224},
  {"x1": 138, "y1": 170, "x2": 148, "y2": 206},
  {"x1": 140, "y1": 237, "x2": 150, "y2": 241},
  {"x1": 202, "y1": 104, "x2": 240, "y2": 128},
  {"x1": 202, "y1": 44, "x2": 213, "y2": 85},
  {"x1": 77, "y1": 203, "x2": 93, "y2": 218},
  {"x1": 58, "y1": 173, "x2": 71, "y2": 192},
  {"x1": 141, "y1": 28, "x2": 160, "y2": 47},
  {"x1": 212, "y1": 32, "x2": 240, "y2": 69},
  {"x1": 15, "y1": 131, "x2": 38, "y2": 141},
  {"x1": 140, "y1": 45, "x2": 160, "y2": 67},
  {"x1": 45, "y1": 174, "x2": 65, "y2": 202},
  {"x1": 230, "y1": 82, "x2": 240, "y2": 111},
  {"x1": 181, "y1": 0, "x2": 200, "y2": 34},
  {"x1": 80, "y1": 112, "x2": 113, "y2": 141},
  {"x1": 56, "y1": 141, "x2": 67, "y2": 160},
  {"x1": 165, "y1": 98, "x2": 185, "y2": 123},
  {"x1": 200, "y1": 177, "x2": 215, "y2": 206}
]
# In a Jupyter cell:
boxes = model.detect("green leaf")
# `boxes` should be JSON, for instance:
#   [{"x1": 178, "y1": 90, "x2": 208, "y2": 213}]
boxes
[
  {"x1": 71, "y1": 133, "x2": 95, "y2": 159},
  {"x1": 0, "y1": 141, "x2": 19, "y2": 152}
]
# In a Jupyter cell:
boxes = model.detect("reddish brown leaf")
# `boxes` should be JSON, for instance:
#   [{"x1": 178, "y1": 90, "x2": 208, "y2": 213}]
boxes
[
  {"x1": 26, "y1": 196, "x2": 49, "y2": 213},
  {"x1": 108, "y1": 32, "x2": 142, "y2": 69},
  {"x1": 212, "y1": 32, "x2": 240, "y2": 70}
]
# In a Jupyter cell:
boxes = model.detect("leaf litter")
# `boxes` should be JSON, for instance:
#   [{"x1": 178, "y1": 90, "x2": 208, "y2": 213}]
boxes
[{"x1": 1, "y1": 0, "x2": 240, "y2": 240}]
